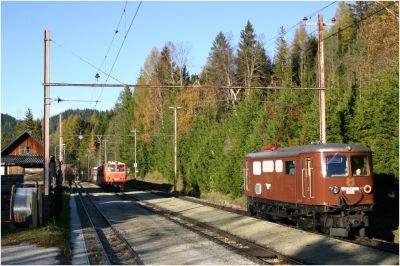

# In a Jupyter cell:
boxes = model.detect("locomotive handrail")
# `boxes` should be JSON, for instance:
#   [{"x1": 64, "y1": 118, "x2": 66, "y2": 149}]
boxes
[
  {"x1": 309, "y1": 168, "x2": 315, "y2": 199},
  {"x1": 301, "y1": 168, "x2": 306, "y2": 198}
]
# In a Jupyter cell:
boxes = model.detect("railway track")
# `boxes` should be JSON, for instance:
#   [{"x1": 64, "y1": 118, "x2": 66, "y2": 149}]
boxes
[
  {"x1": 74, "y1": 182, "x2": 142, "y2": 265},
  {"x1": 127, "y1": 182, "x2": 399, "y2": 255},
  {"x1": 116, "y1": 191, "x2": 304, "y2": 265}
]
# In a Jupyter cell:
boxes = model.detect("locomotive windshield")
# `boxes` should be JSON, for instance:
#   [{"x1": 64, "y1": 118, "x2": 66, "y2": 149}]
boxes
[
  {"x1": 326, "y1": 154, "x2": 370, "y2": 177},
  {"x1": 351, "y1": 155, "x2": 370, "y2": 176},
  {"x1": 326, "y1": 154, "x2": 348, "y2": 177},
  {"x1": 117, "y1": 164, "x2": 125, "y2": 172}
]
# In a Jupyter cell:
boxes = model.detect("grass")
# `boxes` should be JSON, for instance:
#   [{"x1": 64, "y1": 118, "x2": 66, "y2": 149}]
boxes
[
  {"x1": 1, "y1": 188, "x2": 72, "y2": 264},
  {"x1": 137, "y1": 171, "x2": 248, "y2": 209}
]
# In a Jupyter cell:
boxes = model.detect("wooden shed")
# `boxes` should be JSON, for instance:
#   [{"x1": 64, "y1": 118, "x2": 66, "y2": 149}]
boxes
[
  {"x1": 1, "y1": 131, "x2": 44, "y2": 175},
  {"x1": 1, "y1": 131, "x2": 44, "y2": 221}
]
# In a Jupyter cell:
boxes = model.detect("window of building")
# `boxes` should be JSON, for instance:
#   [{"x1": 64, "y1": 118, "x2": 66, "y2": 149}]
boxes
[
  {"x1": 285, "y1": 160, "x2": 296, "y2": 175},
  {"x1": 262, "y1": 160, "x2": 274, "y2": 173},
  {"x1": 253, "y1": 161, "x2": 261, "y2": 175},
  {"x1": 22, "y1": 146, "x2": 31, "y2": 154}
]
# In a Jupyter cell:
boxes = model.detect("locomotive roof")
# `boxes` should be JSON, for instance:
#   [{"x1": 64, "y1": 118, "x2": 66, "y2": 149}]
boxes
[{"x1": 246, "y1": 143, "x2": 371, "y2": 159}]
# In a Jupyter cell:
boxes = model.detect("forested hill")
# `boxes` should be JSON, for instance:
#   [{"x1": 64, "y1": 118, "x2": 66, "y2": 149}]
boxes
[
  {"x1": 1, "y1": 109, "x2": 107, "y2": 148},
  {"x1": 2, "y1": 2, "x2": 398, "y2": 201},
  {"x1": 49, "y1": 109, "x2": 106, "y2": 133},
  {"x1": 1, "y1": 113, "x2": 17, "y2": 148}
]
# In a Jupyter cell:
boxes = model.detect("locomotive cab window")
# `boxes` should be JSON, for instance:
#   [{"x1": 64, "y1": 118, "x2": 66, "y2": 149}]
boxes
[
  {"x1": 117, "y1": 164, "x2": 125, "y2": 172},
  {"x1": 108, "y1": 165, "x2": 115, "y2": 172},
  {"x1": 326, "y1": 155, "x2": 348, "y2": 177},
  {"x1": 285, "y1": 160, "x2": 296, "y2": 175},
  {"x1": 351, "y1": 155, "x2": 370, "y2": 176}
]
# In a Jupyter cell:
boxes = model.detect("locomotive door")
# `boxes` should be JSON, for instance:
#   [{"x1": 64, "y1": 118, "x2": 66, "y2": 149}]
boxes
[{"x1": 300, "y1": 155, "x2": 315, "y2": 202}]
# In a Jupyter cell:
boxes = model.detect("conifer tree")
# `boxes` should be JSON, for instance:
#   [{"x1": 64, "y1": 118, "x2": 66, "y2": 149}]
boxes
[
  {"x1": 204, "y1": 32, "x2": 236, "y2": 112},
  {"x1": 237, "y1": 21, "x2": 272, "y2": 91},
  {"x1": 273, "y1": 26, "x2": 291, "y2": 87}
]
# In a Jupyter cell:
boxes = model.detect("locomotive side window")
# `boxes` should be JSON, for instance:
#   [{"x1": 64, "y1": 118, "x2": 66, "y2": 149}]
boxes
[
  {"x1": 306, "y1": 158, "x2": 312, "y2": 177},
  {"x1": 253, "y1": 161, "x2": 262, "y2": 175},
  {"x1": 255, "y1": 183, "x2": 262, "y2": 194},
  {"x1": 351, "y1": 155, "x2": 370, "y2": 176},
  {"x1": 275, "y1": 160, "x2": 283, "y2": 172},
  {"x1": 326, "y1": 155, "x2": 348, "y2": 177},
  {"x1": 262, "y1": 160, "x2": 274, "y2": 173},
  {"x1": 285, "y1": 161, "x2": 296, "y2": 175}
]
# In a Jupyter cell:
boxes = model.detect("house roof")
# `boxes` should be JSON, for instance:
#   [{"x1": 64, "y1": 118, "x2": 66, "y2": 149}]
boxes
[{"x1": 1, "y1": 130, "x2": 42, "y2": 156}]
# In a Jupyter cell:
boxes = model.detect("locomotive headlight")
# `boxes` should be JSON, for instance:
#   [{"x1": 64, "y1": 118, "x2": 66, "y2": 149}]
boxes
[
  {"x1": 329, "y1": 185, "x2": 340, "y2": 194},
  {"x1": 363, "y1": 185, "x2": 372, "y2": 194}
]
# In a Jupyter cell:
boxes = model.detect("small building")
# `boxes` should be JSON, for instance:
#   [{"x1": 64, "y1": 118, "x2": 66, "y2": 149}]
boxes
[
  {"x1": 1, "y1": 131, "x2": 44, "y2": 221},
  {"x1": 1, "y1": 131, "x2": 44, "y2": 175}
]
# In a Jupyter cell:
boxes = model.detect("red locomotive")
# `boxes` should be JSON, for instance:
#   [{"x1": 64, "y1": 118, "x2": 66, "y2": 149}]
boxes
[
  {"x1": 244, "y1": 143, "x2": 374, "y2": 237},
  {"x1": 93, "y1": 161, "x2": 128, "y2": 190}
]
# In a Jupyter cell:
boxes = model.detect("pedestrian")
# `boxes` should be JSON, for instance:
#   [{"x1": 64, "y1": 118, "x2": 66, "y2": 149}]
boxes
[{"x1": 68, "y1": 174, "x2": 73, "y2": 189}]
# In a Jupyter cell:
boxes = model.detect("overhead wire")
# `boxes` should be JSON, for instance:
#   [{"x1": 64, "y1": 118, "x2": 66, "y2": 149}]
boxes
[
  {"x1": 98, "y1": 0, "x2": 128, "y2": 72},
  {"x1": 95, "y1": 0, "x2": 143, "y2": 106},
  {"x1": 284, "y1": 1, "x2": 397, "y2": 89},
  {"x1": 264, "y1": 1, "x2": 337, "y2": 51},
  {"x1": 91, "y1": 0, "x2": 128, "y2": 108},
  {"x1": 323, "y1": 1, "x2": 397, "y2": 41},
  {"x1": 51, "y1": 39, "x2": 125, "y2": 84}
]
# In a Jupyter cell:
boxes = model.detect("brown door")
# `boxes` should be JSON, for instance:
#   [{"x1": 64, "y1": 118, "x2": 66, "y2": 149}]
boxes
[
  {"x1": 244, "y1": 159, "x2": 252, "y2": 197},
  {"x1": 300, "y1": 155, "x2": 315, "y2": 202}
]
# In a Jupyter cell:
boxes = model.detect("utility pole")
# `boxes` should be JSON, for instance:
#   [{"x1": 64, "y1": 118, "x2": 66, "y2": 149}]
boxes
[
  {"x1": 43, "y1": 30, "x2": 50, "y2": 219},
  {"x1": 104, "y1": 139, "x2": 107, "y2": 163},
  {"x1": 169, "y1": 106, "x2": 182, "y2": 193},
  {"x1": 59, "y1": 114, "x2": 63, "y2": 162},
  {"x1": 132, "y1": 129, "x2": 137, "y2": 179},
  {"x1": 304, "y1": 14, "x2": 334, "y2": 144}
]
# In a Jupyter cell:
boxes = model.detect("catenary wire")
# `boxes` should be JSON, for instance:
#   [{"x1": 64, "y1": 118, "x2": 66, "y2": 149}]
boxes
[
  {"x1": 95, "y1": 1, "x2": 143, "y2": 106},
  {"x1": 91, "y1": 1, "x2": 128, "y2": 107},
  {"x1": 98, "y1": 1, "x2": 129, "y2": 71},
  {"x1": 323, "y1": 1, "x2": 397, "y2": 41},
  {"x1": 264, "y1": 1, "x2": 337, "y2": 49},
  {"x1": 51, "y1": 39, "x2": 125, "y2": 85}
]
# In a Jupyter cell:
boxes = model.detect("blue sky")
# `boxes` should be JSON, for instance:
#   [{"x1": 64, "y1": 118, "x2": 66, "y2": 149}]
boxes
[{"x1": 1, "y1": 1, "x2": 338, "y2": 120}]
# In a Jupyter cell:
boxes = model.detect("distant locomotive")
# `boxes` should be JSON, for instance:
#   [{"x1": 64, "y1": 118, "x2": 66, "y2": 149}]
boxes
[
  {"x1": 244, "y1": 143, "x2": 374, "y2": 237},
  {"x1": 93, "y1": 161, "x2": 128, "y2": 190}
]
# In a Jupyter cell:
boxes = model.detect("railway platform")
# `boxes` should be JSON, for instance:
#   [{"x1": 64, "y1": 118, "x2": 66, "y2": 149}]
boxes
[
  {"x1": 1, "y1": 244, "x2": 61, "y2": 265},
  {"x1": 70, "y1": 191, "x2": 90, "y2": 264},
  {"x1": 0, "y1": 190, "x2": 86, "y2": 265}
]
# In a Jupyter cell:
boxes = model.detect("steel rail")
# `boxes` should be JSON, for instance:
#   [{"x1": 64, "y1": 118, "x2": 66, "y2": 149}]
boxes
[
  {"x1": 76, "y1": 182, "x2": 144, "y2": 265},
  {"x1": 117, "y1": 191, "x2": 304, "y2": 265},
  {"x1": 74, "y1": 182, "x2": 111, "y2": 265},
  {"x1": 128, "y1": 182, "x2": 399, "y2": 255}
]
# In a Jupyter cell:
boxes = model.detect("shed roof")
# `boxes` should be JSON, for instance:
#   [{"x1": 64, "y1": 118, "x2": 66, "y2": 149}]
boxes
[{"x1": 1, "y1": 155, "x2": 44, "y2": 167}]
